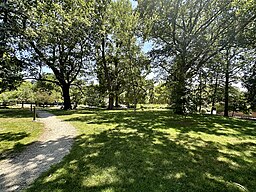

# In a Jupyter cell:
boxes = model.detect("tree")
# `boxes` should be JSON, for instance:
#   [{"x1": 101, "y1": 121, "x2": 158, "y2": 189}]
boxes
[
  {"x1": 13, "y1": 81, "x2": 34, "y2": 106},
  {"x1": 153, "y1": 82, "x2": 170, "y2": 104},
  {"x1": 125, "y1": 53, "x2": 150, "y2": 110},
  {"x1": 33, "y1": 73, "x2": 62, "y2": 106},
  {"x1": 239, "y1": 1, "x2": 256, "y2": 111},
  {"x1": 137, "y1": 0, "x2": 256, "y2": 114},
  {"x1": 0, "y1": 0, "x2": 25, "y2": 93},
  {"x1": 243, "y1": 59, "x2": 256, "y2": 110},
  {"x1": 83, "y1": 83, "x2": 105, "y2": 107},
  {"x1": 209, "y1": 46, "x2": 246, "y2": 117},
  {"x1": 229, "y1": 86, "x2": 248, "y2": 116},
  {"x1": 21, "y1": 0, "x2": 95, "y2": 109},
  {"x1": 95, "y1": 0, "x2": 147, "y2": 109}
]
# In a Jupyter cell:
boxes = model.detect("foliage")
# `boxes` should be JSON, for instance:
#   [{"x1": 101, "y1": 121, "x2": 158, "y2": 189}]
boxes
[
  {"x1": 20, "y1": 0, "x2": 96, "y2": 109},
  {"x1": 95, "y1": 0, "x2": 149, "y2": 109},
  {"x1": 149, "y1": 82, "x2": 170, "y2": 104},
  {"x1": 0, "y1": 79, "x2": 63, "y2": 106},
  {"x1": 83, "y1": 84, "x2": 106, "y2": 107},
  {"x1": 137, "y1": 0, "x2": 255, "y2": 114},
  {"x1": 33, "y1": 73, "x2": 62, "y2": 105},
  {"x1": 0, "y1": 0, "x2": 25, "y2": 93},
  {"x1": 243, "y1": 59, "x2": 256, "y2": 110},
  {"x1": 0, "y1": 0, "x2": 255, "y2": 114},
  {"x1": 15, "y1": 81, "x2": 34, "y2": 103}
]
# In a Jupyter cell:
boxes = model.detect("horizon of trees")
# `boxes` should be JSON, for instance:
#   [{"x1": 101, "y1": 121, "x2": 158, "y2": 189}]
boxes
[
  {"x1": 0, "y1": 77, "x2": 248, "y2": 115},
  {"x1": 1, "y1": 0, "x2": 256, "y2": 116}
]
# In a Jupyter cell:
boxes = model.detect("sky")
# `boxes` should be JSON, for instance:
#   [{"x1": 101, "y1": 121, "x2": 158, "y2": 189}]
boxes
[{"x1": 131, "y1": 0, "x2": 138, "y2": 9}]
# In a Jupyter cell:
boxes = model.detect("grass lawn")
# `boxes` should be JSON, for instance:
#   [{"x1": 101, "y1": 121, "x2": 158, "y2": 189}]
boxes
[
  {"x1": 0, "y1": 108, "x2": 44, "y2": 159},
  {"x1": 26, "y1": 109, "x2": 256, "y2": 192}
]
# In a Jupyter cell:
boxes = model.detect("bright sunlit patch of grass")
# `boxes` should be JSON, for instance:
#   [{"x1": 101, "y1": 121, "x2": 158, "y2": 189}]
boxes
[
  {"x1": 83, "y1": 167, "x2": 119, "y2": 187},
  {"x1": 26, "y1": 109, "x2": 256, "y2": 192},
  {"x1": 0, "y1": 109, "x2": 44, "y2": 158}
]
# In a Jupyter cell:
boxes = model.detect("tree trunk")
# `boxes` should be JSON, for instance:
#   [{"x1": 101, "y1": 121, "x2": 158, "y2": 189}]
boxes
[
  {"x1": 108, "y1": 93, "x2": 114, "y2": 110},
  {"x1": 174, "y1": 85, "x2": 185, "y2": 114},
  {"x1": 61, "y1": 84, "x2": 72, "y2": 110},
  {"x1": 115, "y1": 94, "x2": 119, "y2": 107},
  {"x1": 224, "y1": 49, "x2": 230, "y2": 117},
  {"x1": 173, "y1": 70, "x2": 186, "y2": 115},
  {"x1": 133, "y1": 96, "x2": 137, "y2": 112},
  {"x1": 199, "y1": 70, "x2": 202, "y2": 113},
  {"x1": 211, "y1": 75, "x2": 218, "y2": 114}
]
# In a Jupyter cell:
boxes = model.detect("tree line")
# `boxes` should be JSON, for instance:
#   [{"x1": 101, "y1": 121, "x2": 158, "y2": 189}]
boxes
[{"x1": 0, "y1": 0, "x2": 256, "y2": 115}]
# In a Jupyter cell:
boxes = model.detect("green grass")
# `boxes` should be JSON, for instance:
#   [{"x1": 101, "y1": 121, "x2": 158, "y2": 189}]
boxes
[
  {"x1": 0, "y1": 109, "x2": 44, "y2": 159},
  {"x1": 26, "y1": 109, "x2": 256, "y2": 192},
  {"x1": 137, "y1": 104, "x2": 168, "y2": 109}
]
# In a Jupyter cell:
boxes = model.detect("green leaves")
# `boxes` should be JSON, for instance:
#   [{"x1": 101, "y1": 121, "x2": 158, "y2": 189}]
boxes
[
  {"x1": 0, "y1": 0, "x2": 26, "y2": 93},
  {"x1": 137, "y1": 0, "x2": 255, "y2": 114}
]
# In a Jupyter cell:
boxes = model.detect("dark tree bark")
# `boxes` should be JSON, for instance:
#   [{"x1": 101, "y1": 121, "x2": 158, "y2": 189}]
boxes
[
  {"x1": 173, "y1": 64, "x2": 186, "y2": 115},
  {"x1": 61, "y1": 83, "x2": 72, "y2": 110},
  {"x1": 115, "y1": 94, "x2": 119, "y2": 107},
  {"x1": 173, "y1": 81, "x2": 186, "y2": 115},
  {"x1": 108, "y1": 93, "x2": 114, "y2": 109}
]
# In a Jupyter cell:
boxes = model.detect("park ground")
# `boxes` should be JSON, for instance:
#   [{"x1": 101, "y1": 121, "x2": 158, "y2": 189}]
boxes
[
  {"x1": 1, "y1": 108, "x2": 256, "y2": 191},
  {"x1": 0, "y1": 109, "x2": 43, "y2": 159}
]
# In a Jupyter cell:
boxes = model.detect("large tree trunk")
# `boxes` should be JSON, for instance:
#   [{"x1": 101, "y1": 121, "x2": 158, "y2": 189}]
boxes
[
  {"x1": 224, "y1": 49, "x2": 230, "y2": 117},
  {"x1": 61, "y1": 84, "x2": 72, "y2": 110},
  {"x1": 108, "y1": 93, "x2": 114, "y2": 110},
  {"x1": 174, "y1": 83, "x2": 186, "y2": 114},
  {"x1": 173, "y1": 67, "x2": 186, "y2": 115}
]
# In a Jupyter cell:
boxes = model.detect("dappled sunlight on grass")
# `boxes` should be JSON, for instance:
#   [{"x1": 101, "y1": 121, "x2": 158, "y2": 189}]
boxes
[
  {"x1": 0, "y1": 109, "x2": 44, "y2": 158},
  {"x1": 26, "y1": 109, "x2": 256, "y2": 192}
]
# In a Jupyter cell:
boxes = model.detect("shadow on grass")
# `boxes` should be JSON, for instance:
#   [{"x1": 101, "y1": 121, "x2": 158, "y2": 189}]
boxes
[
  {"x1": 0, "y1": 109, "x2": 39, "y2": 159},
  {"x1": 0, "y1": 136, "x2": 74, "y2": 192},
  {"x1": 26, "y1": 110, "x2": 256, "y2": 192},
  {"x1": 0, "y1": 132, "x2": 30, "y2": 142},
  {"x1": 47, "y1": 109, "x2": 100, "y2": 116},
  {"x1": 64, "y1": 110, "x2": 256, "y2": 137},
  {"x1": 0, "y1": 132, "x2": 31, "y2": 159},
  {"x1": 0, "y1": 109, "x2": 33, "y2": 118}
]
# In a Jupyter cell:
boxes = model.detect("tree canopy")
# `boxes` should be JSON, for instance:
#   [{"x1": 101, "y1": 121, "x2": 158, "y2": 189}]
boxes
[{"x1": 1, "y1": 0, "x2": 255, "y2": 114}]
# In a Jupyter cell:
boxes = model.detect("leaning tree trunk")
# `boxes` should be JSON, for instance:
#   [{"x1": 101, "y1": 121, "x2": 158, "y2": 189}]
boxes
[{"x1": 61, "y1": 84, "x2": 72, "y2": 110}]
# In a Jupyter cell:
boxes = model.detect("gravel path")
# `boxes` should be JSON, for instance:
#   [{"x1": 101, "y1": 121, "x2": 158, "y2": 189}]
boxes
[{"x1": 0, "y1": 110, "x2": 77, "y2": 192}]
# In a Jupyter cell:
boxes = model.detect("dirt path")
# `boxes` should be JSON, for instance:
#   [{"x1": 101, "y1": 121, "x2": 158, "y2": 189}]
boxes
[{"x1": 0, "y1": 110, "x2": 77, "y2": 192}]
